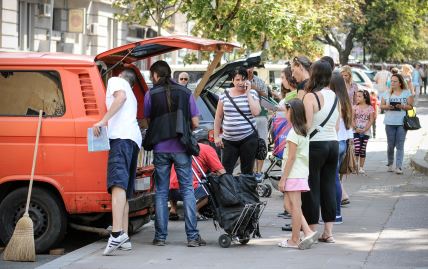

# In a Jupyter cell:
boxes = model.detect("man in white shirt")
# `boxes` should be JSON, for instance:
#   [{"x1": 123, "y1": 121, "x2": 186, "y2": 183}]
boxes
[
  {"x1": 93, "y1": 69, "x2": 142, "y2": 255},
  {"x1": 374, "y1": 64, "x2": 391, "y2": 100}
]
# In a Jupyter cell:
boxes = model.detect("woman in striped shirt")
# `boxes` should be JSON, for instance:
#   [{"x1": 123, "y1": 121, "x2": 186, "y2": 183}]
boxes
[{"x1": 214, "y1": 67, "x2": 261, "y2": 174}]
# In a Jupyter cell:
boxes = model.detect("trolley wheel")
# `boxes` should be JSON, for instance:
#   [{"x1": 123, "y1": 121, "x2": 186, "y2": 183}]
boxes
[
  {"x1": 264, "y1": 184, "x2": 272, "y2": 197},
  {"x1": 240, "y1": 238, "x2": 250, "y2": 245},
  {"x1": 218, "y1": 234, "x2": 232, "y2": 248},
  {"x1": 256, "y1": 184, "x2": 265, "y2": 197}
]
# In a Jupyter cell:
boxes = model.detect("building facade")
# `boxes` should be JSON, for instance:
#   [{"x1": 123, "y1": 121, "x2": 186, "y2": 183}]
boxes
[{"x1": 0, "y1": 0, "x2": 162, "y2": 56}]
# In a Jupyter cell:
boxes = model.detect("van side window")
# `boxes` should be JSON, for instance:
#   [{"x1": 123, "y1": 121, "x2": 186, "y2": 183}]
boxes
[{"x1": 0, "y1": 71, "x2": 65, "y2": 117}]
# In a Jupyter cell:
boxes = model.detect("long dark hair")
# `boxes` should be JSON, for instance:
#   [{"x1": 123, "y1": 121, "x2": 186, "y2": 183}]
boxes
[
  {"x1": 330, "y1": 73, "x2": 352, "y2": 129},
  {"x1": 281, "y1": 67, "x2": 297, "y2": 96},
  {"x1": 391, "y1": 73, "x2": 405, "y2": 93},
  {"x1": 305, "y1": 60, "x2": 332, "y2": 93},
  {"x1": 357, "y1": 90, "x2": 371, "y2": 106},
  {"x1": 150, "y1": 60, "x2": 172, "y2": 110},
  {"x1": 287, "y1": 98, "x2": 307, "y2": 137}
]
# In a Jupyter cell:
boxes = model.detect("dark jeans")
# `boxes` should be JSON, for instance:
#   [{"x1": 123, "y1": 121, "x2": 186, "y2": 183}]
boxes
[
  {"x1": 222, "y1": 132, "x2": 258, "y2": 174},
  {"x1": 302, "y1": 140, "x2": 339, "y2": 225},
  {"x1": 153, "y1": 152, "x2": 199, "y2": 241},
  {"x1": 422, "y1": 77, "x2": 427, "y2": 94}
]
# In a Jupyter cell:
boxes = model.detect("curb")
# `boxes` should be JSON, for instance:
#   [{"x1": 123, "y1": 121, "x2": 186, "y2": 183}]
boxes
[{"x1": 410, "y1": 150, "x2": 428, "y2": 176}]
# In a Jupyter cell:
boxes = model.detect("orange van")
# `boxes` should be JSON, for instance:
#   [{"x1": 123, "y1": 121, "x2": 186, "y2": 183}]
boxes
[{"x1": 0, "y1": 36, "x2": 237, "y2": 253}]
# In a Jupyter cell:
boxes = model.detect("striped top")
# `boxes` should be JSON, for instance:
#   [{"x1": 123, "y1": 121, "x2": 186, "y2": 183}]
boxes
[{"x1": 220, "y1": 89, "x2": 259, "y2": 141}]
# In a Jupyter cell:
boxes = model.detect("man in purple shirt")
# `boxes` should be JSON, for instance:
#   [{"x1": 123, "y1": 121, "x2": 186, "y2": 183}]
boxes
[{"x1": 143, "y1": 60, "x2": 205, "y2": 247}]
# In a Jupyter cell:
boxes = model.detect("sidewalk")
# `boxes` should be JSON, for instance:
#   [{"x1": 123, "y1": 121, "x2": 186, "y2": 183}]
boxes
[{"x1": 2, "y1": 97, "x2": 424, "y2": 269}]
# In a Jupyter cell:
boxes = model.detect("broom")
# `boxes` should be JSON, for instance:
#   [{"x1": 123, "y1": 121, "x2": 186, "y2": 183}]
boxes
[{"x1": 3, "y1": 110, "x2": 43, "y2": 262}]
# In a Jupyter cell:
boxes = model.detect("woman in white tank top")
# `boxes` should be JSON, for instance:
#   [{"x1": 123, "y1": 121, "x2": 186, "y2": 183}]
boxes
[{"x1": 301, "y1": 60, "x2": 340, "y2": 243}]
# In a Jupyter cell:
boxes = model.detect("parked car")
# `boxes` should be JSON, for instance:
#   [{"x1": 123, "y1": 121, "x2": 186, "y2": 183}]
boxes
[
  {"x1": 352, "y1": 68, "x2": 376, "y2": 94},
  {"x1": 0, "y1": 36, "x2": 237, "y2": 253}
]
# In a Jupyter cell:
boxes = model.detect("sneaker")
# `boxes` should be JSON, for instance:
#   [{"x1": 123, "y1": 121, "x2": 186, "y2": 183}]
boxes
[
  {"x1": 255, "y1": 172, "x2": 264, "y2": 183},
  {"x1": 277, "y1": 211, "x2": 292, "y2": 219},
  {"x1": 395, "y1": 168, "x2": 403, "y2": 174},
  {"x1": 387, "y1": 165, "x2": 394, "y2": 172},
  {"x1": 359, "y1": 167, "x2": 365, "y2": 174},
  {"x1": 152, "y1": 239, "x2": 166, "y2": 246},
  {"x1": 119, "y1": 239, "x2": 132, "y2": 251},
  {"x1": 187, "y1": 235, "x2": 206, "y2": 247},
  {"x1": 103, "y1": 232, "x2": 129, "y2": 255},
  {"x1": 334, "y1": 216, "x2": 343, "y2": 225}
]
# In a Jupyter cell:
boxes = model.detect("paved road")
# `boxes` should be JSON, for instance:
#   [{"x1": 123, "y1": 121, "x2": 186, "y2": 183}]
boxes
[{"x1": 2, "y1": 96, "x2": 427, "y2": 269}]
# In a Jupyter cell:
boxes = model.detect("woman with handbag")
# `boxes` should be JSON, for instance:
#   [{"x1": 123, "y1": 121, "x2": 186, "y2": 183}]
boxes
[
  {"x1": 302, "y1": 60, "x2": 340, "y2": 243},
  {"x1": 380, "y1": 74, "x2": 414, "y2": 174},
  {"x1": 329, "y1": 73, "x2": 353, "y2": 224},
  {"x1": 214, "y1": 67, "x2": 261, "y2": 174}
]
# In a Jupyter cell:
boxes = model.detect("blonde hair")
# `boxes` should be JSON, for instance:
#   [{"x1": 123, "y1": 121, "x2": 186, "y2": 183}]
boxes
[
  {"x1": 401, "y1": 64, "x2": 413, "y2": 76},
  {"x1": 340, "y1": 65, "x2": 353, "y2": 83}
]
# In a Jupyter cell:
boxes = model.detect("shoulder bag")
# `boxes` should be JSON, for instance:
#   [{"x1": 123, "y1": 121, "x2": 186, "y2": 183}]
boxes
[
  {"x1": 403, "y1": 108, "x2": 421, "y2": 131},
  {"x1": 225, "y1": 91, "x2": 267, "y2": 160},
  {"x1": 339, "y1": 139, "x2": 358, "y2": 175}
]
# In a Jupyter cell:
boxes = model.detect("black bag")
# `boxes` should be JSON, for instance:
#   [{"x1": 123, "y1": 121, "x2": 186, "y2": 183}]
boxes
[
  {"x1": 403, "y1": 109, "x2": 421, "y2": 131},
  {"x1": 210, "y1": 174, "x2": 242, "y2": 207},
  {"x1": 184, "y1": 132, "x2": 200, "y2": 156},
  {"x1": 225, "y1": 91, "x2": 268, "y2": 160}
]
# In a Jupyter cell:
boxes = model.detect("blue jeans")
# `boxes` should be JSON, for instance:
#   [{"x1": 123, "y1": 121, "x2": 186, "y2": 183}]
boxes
[
  {"x1": 385, "y1": 125, "x2": 407, "y2": 168},
  {"x1": 153, "y1": 152, "x2": 199, "y2": 241},
  {"x1": 335, "y1": 140, "x2": 347, "y2": 219}
]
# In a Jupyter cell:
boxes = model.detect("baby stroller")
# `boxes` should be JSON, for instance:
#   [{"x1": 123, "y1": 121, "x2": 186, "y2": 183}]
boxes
[
  {"x1": 192, "y1": 156, "x2": 267, "y2": 248},
  {"x1": 259, "y1": 111, "x2": 292, "y2": 194}
]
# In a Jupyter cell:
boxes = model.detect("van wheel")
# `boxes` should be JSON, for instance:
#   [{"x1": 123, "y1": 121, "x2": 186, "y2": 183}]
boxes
[{"x1": 0, "y1": 187, "x2": 67, "y2": 253}]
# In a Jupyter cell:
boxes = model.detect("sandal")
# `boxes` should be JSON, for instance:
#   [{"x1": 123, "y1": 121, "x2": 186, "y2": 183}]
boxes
[
  {"x1": 169, "y1": 213, "x2": 179, "y2": 221},
  {"x1": 341, "y1": 198, "x2": 350, "y2": 206},
  {"x1": 197, "y1": 214, "x2": 209, "y2": 221},
  {"x1": 318, "y1": 235, "x2": 335, "y2": 243},
  {"x1": 298, "y1": 231, "x2": 319, "y2": 250},
  {"x1": 278, "y1": 239, "x2": 299, "y2": 249}
]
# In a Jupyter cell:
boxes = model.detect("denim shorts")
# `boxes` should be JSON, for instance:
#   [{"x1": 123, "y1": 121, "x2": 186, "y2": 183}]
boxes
[{"x1": 107, "y1": 139, "x2": 140, "y2": 199}]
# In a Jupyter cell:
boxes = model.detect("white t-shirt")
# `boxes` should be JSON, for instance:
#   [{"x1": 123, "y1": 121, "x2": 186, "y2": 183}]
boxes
[
  {"x1": 106, "y1": 77, "x2": 142, "y2": 148},
  {"x1": 282, "y1": 128, "x2": 309, "y2": 179}
]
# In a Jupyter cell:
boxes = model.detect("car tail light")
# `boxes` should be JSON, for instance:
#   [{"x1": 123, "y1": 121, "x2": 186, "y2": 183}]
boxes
[{"x1": 208, "y1": 129, "x2": 215, "y2": 143}]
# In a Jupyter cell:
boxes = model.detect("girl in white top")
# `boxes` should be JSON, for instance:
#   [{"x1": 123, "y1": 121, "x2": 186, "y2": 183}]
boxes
[{"x1": 278, "y1": 98, "x2": 319, "y2": 249}]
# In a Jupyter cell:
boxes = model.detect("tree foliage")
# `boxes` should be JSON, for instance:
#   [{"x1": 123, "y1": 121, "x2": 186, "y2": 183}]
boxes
[{"x1": 113, "y1": 0, "x2": 184, "y2": 37}]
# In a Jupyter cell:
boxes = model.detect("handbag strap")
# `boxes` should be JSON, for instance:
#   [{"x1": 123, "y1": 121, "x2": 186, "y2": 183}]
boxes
[
  {"x1": 309, "y1": 96, "x2": 338, "y2": 139},
  {"x1": 224, "y1": 91, "x2": 258, "y2": 134}
]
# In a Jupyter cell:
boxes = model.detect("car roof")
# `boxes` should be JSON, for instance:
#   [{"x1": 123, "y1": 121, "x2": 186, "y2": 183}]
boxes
[
  {"x1": 0, "y1": 52, "x2": 94, "y2": 66},
  {"x1": 95, "y1": 35, "x2": 239, "y2": 64}
]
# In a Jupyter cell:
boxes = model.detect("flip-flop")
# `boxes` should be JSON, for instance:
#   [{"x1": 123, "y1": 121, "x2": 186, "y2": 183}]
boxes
[
  {"x1": 318, "y1": 235, "x2": 335, "y2": 243},
  {"x1": 298, "y1": 231, "x2": 319, "y2": 250},
  {"x1": 197, "y1": 214, "x2": 209, "y2": 221},
  {"x1": 278, "y1": 240, "x2": 299, "y2": 249}
]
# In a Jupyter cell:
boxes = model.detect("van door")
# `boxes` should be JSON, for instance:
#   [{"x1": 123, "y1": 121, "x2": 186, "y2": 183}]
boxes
[{"x1": 0, "y1": 68, "x2": 76, "y2": 211}]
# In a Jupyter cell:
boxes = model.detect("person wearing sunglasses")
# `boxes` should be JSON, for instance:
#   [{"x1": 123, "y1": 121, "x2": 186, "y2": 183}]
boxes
[
  {"x1": 178, "y1": 72, "x2": 190, "y2": 86},
  {"x1": 291, "y1": 56, "x2": 311, "y2": 99}
]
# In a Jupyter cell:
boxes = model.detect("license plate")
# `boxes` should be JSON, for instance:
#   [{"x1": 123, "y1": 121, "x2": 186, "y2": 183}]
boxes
[{"x1": 135, "y1": 177, "x2": 151, "y2": 191}]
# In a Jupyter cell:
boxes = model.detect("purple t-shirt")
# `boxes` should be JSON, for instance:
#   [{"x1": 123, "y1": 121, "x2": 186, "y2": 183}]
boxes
[{"x1": 144, "y1": 90, "x2": 199, "y2": 153}]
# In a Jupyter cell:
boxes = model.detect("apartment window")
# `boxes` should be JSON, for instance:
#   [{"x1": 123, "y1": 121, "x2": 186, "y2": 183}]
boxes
[
  {"x1": 0, "y1": 71, "x2": 65, "y2": 116},
  {"x1": 18, "y1": 1, "x2": 35, "y2": 51},
  {"x1": 108, "y1": 18, "x2": 117, "y2": 49}
]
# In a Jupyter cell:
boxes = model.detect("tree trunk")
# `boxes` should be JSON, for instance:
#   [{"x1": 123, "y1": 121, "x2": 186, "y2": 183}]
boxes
[{"x1": 339, "y1": 27, "x2": 357, "y2": 65}]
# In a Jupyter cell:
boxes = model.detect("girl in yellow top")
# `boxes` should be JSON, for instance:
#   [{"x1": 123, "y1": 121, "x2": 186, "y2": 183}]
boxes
[{"x1": 278, "y1": 98, "x2": 318, "y2": 249}]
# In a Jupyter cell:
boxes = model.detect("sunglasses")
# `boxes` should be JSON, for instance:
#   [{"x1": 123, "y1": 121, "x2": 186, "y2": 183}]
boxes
[{"x1": 179, "y1": 77, "x2": 188, "y2": 81}]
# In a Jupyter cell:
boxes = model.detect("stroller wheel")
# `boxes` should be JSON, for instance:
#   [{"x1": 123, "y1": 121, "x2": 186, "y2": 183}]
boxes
[
  {"x1": 256, "y1": 184, "x2": 266, "y2": 197},
  {"x1": 264, "y1": 184, "x2": 272, "y2": 197},
  {"x1": 239, "y1": 238, "x2": 250, "y2": 245},
  {"x1": 218, "y1": 234, "x2": 232, "y2": 248}
]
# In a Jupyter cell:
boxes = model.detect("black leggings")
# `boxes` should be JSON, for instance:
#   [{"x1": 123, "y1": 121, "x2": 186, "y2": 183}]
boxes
[
  {"x1": 222, "y1": 132, "x2": 258, "y2": 174},
  {"x1": 302, "y1": 140, "x2": 339, "y2": 224},
  {"x1": 353, "y1": 133, "x2": 369, "y2": 158}
]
